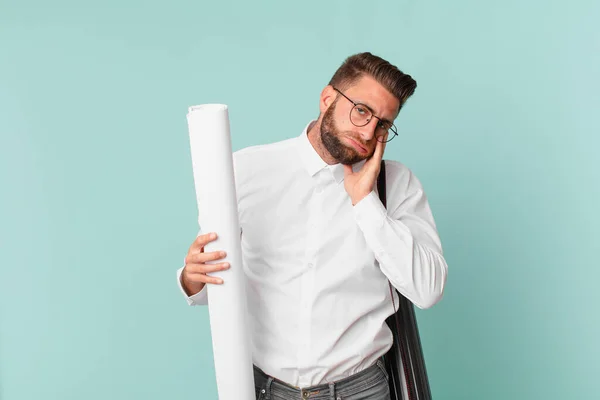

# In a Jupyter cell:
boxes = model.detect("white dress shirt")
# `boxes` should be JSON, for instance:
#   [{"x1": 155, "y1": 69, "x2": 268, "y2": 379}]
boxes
[{"x1": 177, "y1": 121, "x2": 448, "y2": 388}]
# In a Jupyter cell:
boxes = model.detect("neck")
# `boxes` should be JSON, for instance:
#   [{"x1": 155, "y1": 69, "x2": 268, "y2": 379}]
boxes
[{"x1": 306, "y1": 119, "x2": 338, "y2": 165}]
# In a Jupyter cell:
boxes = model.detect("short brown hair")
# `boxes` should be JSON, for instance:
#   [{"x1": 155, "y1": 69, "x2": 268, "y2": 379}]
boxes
[{"x1": 328, "y1": 52, "x2": 417, "y2": 110}]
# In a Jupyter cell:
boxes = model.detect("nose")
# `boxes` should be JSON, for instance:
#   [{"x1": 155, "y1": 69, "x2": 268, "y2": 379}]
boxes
[{"x1": 356, "y1": 118, "x2": 378, "y2": 142}]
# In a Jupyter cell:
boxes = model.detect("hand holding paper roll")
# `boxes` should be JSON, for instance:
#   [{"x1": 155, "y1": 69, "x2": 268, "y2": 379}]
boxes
[
  {"x1": 186, "y1": 104, "x2": 255, "y2": 399},
  {"x1": 182, "y1": 232, "x2": 229, "y2": 295}
]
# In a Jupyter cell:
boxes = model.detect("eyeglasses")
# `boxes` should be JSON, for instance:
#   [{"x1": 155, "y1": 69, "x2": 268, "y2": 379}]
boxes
[{"x1": 332, "y1": 87, "x2": 398, "y2": 143}]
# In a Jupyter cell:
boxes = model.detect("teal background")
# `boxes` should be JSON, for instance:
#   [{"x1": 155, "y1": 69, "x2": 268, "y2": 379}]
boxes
[{"x1": 1, "y1": 0, "x2": 598, "y2": 399}]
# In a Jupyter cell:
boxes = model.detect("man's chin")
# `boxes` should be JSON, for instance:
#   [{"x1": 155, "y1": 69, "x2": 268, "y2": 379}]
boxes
[
  {"x1": 344, "y1": 145, "x2": 372, "y2": 164},
  {"x1": 337, "y1": 151, "x2": 367, "y2": 165},
  {"x1": 321, "y1": 131, "x2": 369, "y2": 165}
]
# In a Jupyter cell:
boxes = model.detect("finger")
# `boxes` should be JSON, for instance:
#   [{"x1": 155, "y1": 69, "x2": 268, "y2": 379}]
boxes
[
  {"x1": 184, "y1": 269, "x2": 224, "y2": 285},
  {"x1": 365, "y1": 135, "x2": 387, "y2": 172},
  {"x1": 374, "y1": 133, "x2": 387, "y2": 160},
  {"x1": 190, "y1": 232, "x2": 218, "y2": 253},
  {"x1": 360, "y1": 139, "x2": 384, "y2": 176},
  {"x1": 186, "y1": 261, "x2": 230, "y2": 275},
  {"x1": 186, "y1": 250, "x2": 227, "y2": 265}
]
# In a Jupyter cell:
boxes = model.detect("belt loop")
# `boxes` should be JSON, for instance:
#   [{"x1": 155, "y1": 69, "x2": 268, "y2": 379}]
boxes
[
  {"x1": 265, "y1": 377, "x2": 274, "y2": 399},
  {"x1": 328, "y1": 382, "x2": 335, "y2": 400},
  {"x1": 376, "y1": 358, "x2": 389, "y2": 381}
]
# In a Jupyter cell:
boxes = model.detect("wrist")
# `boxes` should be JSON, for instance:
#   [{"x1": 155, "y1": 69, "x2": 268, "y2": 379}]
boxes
[
  {"x1": 350, "y1": 191, "x2": 370, "y2": 206},
  {"x1": 181, "y1": 270, "x2": 205, "y2": 296}
]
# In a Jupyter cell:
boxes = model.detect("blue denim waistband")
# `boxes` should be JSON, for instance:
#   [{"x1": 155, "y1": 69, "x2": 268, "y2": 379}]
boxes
[{"x1": 253, "y1": 358, "x2": 389, "y2": 400}]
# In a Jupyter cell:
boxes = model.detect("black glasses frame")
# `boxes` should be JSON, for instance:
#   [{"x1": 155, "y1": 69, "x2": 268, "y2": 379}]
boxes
[{"x1": 332, "y1": 87, "x2": 398, "y2": 143}]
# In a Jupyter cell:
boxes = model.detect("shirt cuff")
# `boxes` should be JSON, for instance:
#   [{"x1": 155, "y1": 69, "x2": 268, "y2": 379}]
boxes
[{"x1": 176, "y1": 266, "x2": 209, "y2": 306}]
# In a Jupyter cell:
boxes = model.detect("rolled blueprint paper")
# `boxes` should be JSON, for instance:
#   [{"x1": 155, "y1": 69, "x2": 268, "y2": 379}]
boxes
[{"x1": 186, "y1": 104, "x2": 254, "y2": 399}]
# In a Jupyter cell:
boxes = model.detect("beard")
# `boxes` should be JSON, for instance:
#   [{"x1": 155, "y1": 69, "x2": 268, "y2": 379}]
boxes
[{"x1": 320, "y1": 101, "x2": 373, "y2": 165}]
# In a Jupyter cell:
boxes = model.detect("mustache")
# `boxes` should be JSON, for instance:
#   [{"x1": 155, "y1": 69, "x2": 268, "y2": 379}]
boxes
[{"x1": 342, "y1": 132, "x2": 370, "y2": 147}]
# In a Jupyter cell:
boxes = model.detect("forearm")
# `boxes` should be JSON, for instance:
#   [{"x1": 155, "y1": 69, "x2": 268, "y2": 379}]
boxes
[
  {"x1": 369, "y1": 217, "x2": 447, "y2": 308},
  {"x1": 354, "y1": 191, "x2": 448, "y2": 309}
]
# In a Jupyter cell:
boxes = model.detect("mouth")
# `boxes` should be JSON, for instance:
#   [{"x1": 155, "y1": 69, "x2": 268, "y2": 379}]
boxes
[{"x1": 345, "y1": 137, "x2": 368, "y2": 154}]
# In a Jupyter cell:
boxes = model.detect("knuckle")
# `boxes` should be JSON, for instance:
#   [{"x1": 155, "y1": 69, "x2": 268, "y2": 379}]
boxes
[
  {"x1": 197, "y1": 264, "x2": 209, "y2": 273},
  {"x1": 183, "y1": 264, "x2": 196, "y2": 274},
  {"x1": 198, "y1": 263, "x2": 211, "y2": 273},
  {"x1": 186, "y1": 254, "x2": 197, "y2": 265}
]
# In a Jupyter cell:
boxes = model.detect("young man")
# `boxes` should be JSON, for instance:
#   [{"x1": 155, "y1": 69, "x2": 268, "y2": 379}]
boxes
[{"x1": 178, "y1": 52, "x2": 448, "y2": 399}]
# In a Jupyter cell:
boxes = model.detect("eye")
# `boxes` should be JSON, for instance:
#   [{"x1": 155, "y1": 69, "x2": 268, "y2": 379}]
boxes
[{"x1": 355, "y1": 106, "x2": 368, "y2": 115}]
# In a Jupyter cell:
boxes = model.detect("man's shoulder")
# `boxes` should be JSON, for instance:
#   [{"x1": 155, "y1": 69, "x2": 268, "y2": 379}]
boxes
[
  {"x1": 383, "y1": 159, "x2": 424, "y2": 191},
  {"x1": 232, "y1": 136, "x2": 300, "y2": 182},
  {"x1": 383, "y1": 159, "x2": 412, "y2": 177},
  {"x1": 233, "y1": 136, "x2": 297, "y2": 161}
]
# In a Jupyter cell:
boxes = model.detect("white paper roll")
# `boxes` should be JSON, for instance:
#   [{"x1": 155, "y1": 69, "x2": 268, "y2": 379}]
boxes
[{"x1": 186, "y1": 104, "x2": 254, "y2": 399}]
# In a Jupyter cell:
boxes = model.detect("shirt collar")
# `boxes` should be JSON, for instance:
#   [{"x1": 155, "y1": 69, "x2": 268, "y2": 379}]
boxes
[{"x1": 296, "y1": 121, "x2": 365, "y2": 184}]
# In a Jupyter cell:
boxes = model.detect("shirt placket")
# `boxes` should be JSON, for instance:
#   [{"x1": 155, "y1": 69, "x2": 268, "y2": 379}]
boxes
[{"x1": 296, "y1": 168, "x2": 328, "y2": 386}]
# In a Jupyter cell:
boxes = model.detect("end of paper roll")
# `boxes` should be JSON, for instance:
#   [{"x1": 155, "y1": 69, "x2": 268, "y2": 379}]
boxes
[{"x1": 188, "y1": 104, "x2": 228, "y2": 113}]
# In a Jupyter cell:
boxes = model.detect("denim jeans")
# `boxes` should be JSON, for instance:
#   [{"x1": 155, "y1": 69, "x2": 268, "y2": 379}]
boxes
[{"x1": 254, "y1": 359, "x2": 391, "y2": 400}]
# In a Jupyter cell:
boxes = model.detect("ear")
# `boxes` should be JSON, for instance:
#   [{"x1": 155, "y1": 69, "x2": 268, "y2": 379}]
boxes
[{"x1": 319, "y1": 85, "x2": 337, "y2": 114}]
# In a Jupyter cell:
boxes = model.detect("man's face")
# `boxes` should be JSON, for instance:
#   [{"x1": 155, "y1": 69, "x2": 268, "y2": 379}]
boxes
[{"x1": 320, "y1": 75, "x2": 400, "y2": 165}]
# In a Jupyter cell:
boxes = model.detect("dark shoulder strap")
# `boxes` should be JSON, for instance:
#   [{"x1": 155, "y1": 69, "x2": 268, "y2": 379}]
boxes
[
  {"x1": 377, "y1": 160, "x2": 387, "y2": 208},
  {"x1": 378, "y1": 158, "x2": 430, "y2": 400}
]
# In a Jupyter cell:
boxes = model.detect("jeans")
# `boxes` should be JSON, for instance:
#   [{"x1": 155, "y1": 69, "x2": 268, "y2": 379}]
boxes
[{"x1": 254, "y1": 359, "x2": 391, "y2": 400}]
